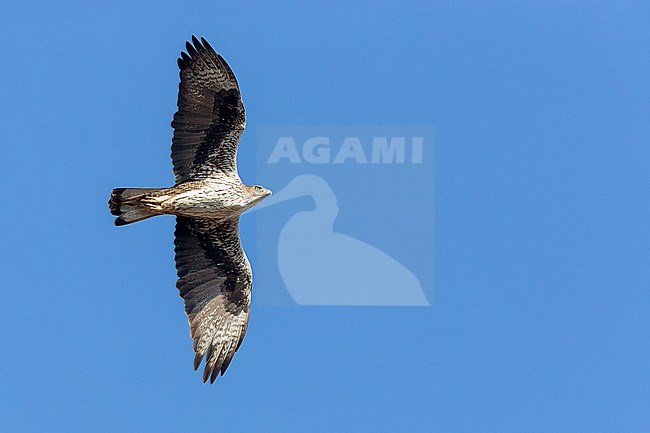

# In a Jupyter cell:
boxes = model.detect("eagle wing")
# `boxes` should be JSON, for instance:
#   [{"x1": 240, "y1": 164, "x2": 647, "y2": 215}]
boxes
[
  {"x1": 171, "y1": 36, "x2": 245, "y2": 183},
  {"x1": 174, "y1": 216, "x2": 251, "y2": 383}
]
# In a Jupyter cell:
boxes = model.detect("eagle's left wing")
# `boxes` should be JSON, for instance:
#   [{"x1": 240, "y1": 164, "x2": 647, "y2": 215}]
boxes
[
  {"x1": 171, "y1": 36, "x2": 245, "y2": 183},
  {"x1": 174, "y1": 216, "x2": 251, "y2": 383}
]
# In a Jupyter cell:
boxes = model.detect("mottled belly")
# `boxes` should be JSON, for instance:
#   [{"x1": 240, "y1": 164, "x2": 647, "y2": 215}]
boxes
[{"x1": 157, "y1": 185, "x2": 244, "y2": 219}]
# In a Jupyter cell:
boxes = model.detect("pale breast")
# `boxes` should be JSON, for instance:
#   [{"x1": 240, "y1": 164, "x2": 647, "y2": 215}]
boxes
[{"x1": 165, "y1": 178, "x2": 248, "y2": 218}]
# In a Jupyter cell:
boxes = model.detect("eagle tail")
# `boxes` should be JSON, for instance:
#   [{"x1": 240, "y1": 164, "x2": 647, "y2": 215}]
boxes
[{"x1": 109, "y1": 188, "x2": 163, "y2": 226}]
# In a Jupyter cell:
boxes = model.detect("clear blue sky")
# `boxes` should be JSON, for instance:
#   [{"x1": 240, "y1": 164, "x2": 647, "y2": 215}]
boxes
[{"x1": 1, "y1": 1, "x2": 649, "y2": 432}]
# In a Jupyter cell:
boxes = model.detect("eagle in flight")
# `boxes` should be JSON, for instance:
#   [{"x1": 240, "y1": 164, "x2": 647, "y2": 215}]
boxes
[{"x1": 109, "y1": 36, "x2": 271, "y2": 383}]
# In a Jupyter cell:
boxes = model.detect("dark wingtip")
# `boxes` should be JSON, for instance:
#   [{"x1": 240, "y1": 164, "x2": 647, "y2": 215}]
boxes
[
  {"x1": 114, "y1": 217, "x2": 127, "y2": 226},
  {"x1": 185, "y1": 41, "x2": 197, "y2": 58},
  {"x1": 193, "y1": 352, "x2": 204, "y2": 371},
  {"x1": 191, "y1": 35, "x2": 201, "y2": 48},
  {"x1": 220, "y1": 358, "x2": 233, "y2": 375},
  {"x1": 202, "y1": 366, "x2": 210, "y2": 383},
  {"x1": 201, "y1": 37, "x2": 215, "y2": 53},
  {"x1": 209, "y1": 366, "x2": 219, "y2": 384}
]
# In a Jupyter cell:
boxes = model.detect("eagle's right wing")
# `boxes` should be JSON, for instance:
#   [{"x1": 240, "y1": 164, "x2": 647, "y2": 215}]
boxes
[
  {"x1": 171, "y1": 36, "x2": 245, "y2": 183},
  {"x1": 174, "y1": 216, "x2": 251, "y2": 383}
]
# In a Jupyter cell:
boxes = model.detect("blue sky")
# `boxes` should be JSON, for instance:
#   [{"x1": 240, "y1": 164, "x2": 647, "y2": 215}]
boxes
[{"x1": 1, "y1": 1, "x2": 649, "y2": 432}]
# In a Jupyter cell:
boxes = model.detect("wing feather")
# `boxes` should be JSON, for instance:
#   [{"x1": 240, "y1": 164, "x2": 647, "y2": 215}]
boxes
[
  {"x1": 171, "y1": 36, "x2": 245, "y2": 183},
  {"x1": 174, "y1": 216, "x2": 251, "y2": 383}
]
